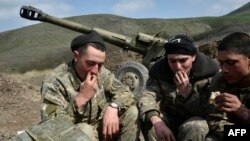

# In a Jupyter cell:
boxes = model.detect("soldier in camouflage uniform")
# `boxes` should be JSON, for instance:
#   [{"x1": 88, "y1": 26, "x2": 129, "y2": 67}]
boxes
[
  {"x1": 206, "y1": 32, "x2": 250, "y2": 140},
  {"x1": 41, "y1": 30, "x2": 138, "y2": 141},
  {"x1": 138, "y1": 35, "x2": 220, "y2": 141}
]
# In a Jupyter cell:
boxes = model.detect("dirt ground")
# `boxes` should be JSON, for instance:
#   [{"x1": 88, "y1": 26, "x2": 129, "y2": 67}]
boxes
[{"x1": 0, "y1": 73, "x2": 42, "y2": 141}]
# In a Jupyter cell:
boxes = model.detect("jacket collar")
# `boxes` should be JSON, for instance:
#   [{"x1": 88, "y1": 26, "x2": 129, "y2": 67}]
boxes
[{"x1": 149, "y1": 52, "x2": 220, "y2": 83}]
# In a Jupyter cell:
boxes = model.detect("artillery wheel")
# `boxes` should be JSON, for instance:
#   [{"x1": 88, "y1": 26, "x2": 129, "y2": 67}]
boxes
[{"x1": 114, "y1": 61, "x2": 149, "y2": 100}]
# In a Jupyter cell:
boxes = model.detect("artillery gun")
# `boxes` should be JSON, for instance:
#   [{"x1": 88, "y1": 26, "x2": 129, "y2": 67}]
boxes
[{"x1": 20, "y1": 5, "x2": 168, "y2": 96}]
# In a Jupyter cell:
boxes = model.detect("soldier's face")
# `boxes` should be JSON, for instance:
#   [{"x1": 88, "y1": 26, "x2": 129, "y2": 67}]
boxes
[
  {"x1": 218, "y1": 50, "x2": 250, "y2": 85},
  {"x1": 74, "y1": 46, "x2": 106, "y2": 80},
  {"x1": 167, "y1": 54, "x2": 196, "y2": 75}
]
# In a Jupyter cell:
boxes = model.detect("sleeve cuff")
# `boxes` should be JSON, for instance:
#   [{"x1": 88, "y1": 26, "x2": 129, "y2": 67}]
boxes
[
  {"x1": 145, "y1": 110, "x2": 160, "y2": 122},
  {"x1": 177, "y1": 89, "x2": 194, "y2": 103},
  {"x1": 71, "y1": 98, "x2": 84, "y2": 115}
]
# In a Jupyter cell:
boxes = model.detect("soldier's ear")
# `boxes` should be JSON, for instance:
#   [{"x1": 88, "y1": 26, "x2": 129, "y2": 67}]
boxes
[
  {"x1": 248, "y1": 56, "x2": 250, "y2": 68},
  {"x1": 192, "y1": 54, "x2": 196, "y2": 62},
  {"x1": 73, "y1": 50, "x2": 80, "y2": 62}
]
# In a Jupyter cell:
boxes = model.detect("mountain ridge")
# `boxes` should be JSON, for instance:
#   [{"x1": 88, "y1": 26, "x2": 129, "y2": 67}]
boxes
[{"x1": 0, "y1": 3, "x2": 250, "y2": 73}]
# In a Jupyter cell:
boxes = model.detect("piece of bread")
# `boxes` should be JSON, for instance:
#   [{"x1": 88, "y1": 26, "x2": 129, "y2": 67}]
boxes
[{"x1": 209, "y1": 91, "x2": 221, "y2": 105}]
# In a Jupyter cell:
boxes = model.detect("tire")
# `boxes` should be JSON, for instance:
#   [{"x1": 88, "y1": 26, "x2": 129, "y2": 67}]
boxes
[{"x1": 114, "y1": 61, "x2": 149, "y2": 100}]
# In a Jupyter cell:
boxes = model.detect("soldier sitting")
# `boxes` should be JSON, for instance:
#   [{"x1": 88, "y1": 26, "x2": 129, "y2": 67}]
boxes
[
  {"x1": 138, "y1": 34, "x2": 220, "y2": 141},
  {"x1": 40, "y1": 30, "x2": 139, "y2": 141},
  {"x1": 206, "y1": 32, "x2": 250, "y2": 140}
]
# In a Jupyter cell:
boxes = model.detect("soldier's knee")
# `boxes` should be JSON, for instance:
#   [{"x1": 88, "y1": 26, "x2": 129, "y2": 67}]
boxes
[
  {"x1": 179, "y1": 116, "x2": 209, "y2": 134},
  {"x1": 77, "y1": 123, "x2": 98, "y2": 141},
  {"x1": 77, "y1": 123, "x2": 94, "y2": 133},
  {"x1": 120, "y1": 105, "x2": 139, "y2": 127},
  {"x1": 125, "y1": 105, "x2": 138, "y2": 120}
]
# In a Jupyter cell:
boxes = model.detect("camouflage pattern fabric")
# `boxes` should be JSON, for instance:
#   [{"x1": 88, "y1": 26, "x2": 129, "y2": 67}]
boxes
[
  {"x1": 40, "y1": 61, "x2": 138, "y2": 140},
  {"x1": 77, "y1": 106, "x2": 139, "y2": 141},
  {"x1": 139, "y1": 75, "x2": 211, "y2": 141},
  {"x1": 139, "y1": 76, "x2": 212, "y2": 121},
  {"x1": 206, "y1": 72, "x2": 250, "y2": 140},
  {"x1": 142, "y1": 116, "x2": 209, "y2": 141},
  {"x1": 15, "y1": 114, "x2": 93, "y2": 141},
  {"x1": 139, "y1": 53, "x2": 220, "y2": 141}
]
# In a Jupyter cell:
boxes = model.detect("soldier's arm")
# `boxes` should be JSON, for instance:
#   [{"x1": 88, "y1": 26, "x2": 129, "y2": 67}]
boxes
[
  {"x1": 174, "y1": 78, "x2": 212, "y2": 116},
  {"x1": 205, "y1": 73, "x2": 233, "y2": 140},
  {"x1": 41, "y1": 80, "x2": 74, "y2": 121},
  {"x1": 100, "y1": 66, "x2": 135, "y2": 113},
  {"x1": 138, "y1": 77, "x2": 162, "y2": 122}
]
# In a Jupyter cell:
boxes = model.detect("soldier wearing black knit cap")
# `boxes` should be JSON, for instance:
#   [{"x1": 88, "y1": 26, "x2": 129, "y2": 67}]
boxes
[
  {"x1": 139, "y1": 34, "x2": 220, "y2": 141},
  {"x1": 40, "y1": 30, "x2": 139, "y2": 141}
]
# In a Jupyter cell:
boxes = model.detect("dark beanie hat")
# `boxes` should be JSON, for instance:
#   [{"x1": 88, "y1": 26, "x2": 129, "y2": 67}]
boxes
[
  {"x1": 164, "y1": 34, "x2": 197, "y2": 55},
  {"x1": 71, "y1": 30, "x2": 106, "y2": 51}
]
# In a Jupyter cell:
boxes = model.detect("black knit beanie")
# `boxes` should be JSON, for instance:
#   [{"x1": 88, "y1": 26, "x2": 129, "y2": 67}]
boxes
[
  {"x1": 164, "y1": 34, "x2": 197, "y2": 55},
  {"x1": 71, "y1": 30, "x2": 106, "y2": 52}
]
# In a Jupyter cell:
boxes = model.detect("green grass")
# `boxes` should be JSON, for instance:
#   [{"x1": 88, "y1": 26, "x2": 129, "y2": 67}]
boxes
[{"x1": 1, "y1": 2, "x2": 250, "y2": 73}]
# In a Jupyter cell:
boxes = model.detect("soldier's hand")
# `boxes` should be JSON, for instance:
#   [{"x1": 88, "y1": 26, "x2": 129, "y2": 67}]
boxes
[
  {"x1": 80, "y1": 71, "x2": 98, "y2": 99},
  {"x1": 102, "y1": 106, "x2": 119, "y2": 141},
  {"x1": 174, "y1": 71, "x2": 191, "y2": 98},
  {"x1": 215, "y1": 93, "x2": 241, "y2": 113},
  {"x1": 153, "y1": 121, "x2": 176, "y2": 141},
  {"x1": 75, "y1": 72, "x2": 97, "y2": 110}
]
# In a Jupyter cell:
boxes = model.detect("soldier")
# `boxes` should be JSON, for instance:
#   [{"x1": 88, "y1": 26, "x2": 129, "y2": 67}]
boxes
[
  {"x1": 138, "y1": 34, "x2": 220, "y2": 141},
  {"x1": 41, "y1": 30, "x2": 138, "y2": 141},
  {"x1": 207, "y1": 32, "x2": 250, "y2": 140}
]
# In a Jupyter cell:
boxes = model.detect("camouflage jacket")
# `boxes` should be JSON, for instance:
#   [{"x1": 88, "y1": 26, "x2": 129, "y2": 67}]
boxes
[
  {"x1": 206, "y1": 72, "x2": 250, "y2": 139},
  {"x1": 41, "y1": 61, "x2": 135, "y2": 125},
  {"x1": 139, "y1": 52, "x2": 220, "y2": 122}
]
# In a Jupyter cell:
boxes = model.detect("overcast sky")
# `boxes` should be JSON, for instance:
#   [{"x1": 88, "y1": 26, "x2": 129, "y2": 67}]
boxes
[{"x1": 0, "y1": 0, "x2": 249, "y2": 32}]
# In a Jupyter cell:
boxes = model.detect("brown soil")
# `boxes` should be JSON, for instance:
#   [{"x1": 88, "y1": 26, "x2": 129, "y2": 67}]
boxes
[{"x1": 0, "y1": 73, "x2": 41, "y2": 141}]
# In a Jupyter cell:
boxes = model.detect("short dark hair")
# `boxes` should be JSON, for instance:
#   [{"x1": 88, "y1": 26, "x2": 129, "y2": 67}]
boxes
[{"x1": 218, "y1": 32, "x2": 250, "y2": 56}]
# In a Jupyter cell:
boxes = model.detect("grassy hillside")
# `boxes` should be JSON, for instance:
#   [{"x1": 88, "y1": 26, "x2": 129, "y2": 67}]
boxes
[
  {"x1": 226, "y1": 2, "x2": 250, "y2": 16},
  {"x1": 1, "y1": 3, "x2": 250, "y2": 73}
]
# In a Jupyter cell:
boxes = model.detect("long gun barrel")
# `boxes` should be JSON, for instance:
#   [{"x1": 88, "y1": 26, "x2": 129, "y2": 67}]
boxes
[{"x1": 20, "y1": 5, "x2": 167, "y2": 68}]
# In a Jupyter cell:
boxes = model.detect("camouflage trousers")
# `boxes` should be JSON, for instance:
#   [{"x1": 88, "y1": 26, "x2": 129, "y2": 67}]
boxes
[
  {"x1": 78, "y1": 105, "x2": 139, "y2": 141},
  {"x1": 142, "y1": 116, "x2": 209, "y2": 141}
]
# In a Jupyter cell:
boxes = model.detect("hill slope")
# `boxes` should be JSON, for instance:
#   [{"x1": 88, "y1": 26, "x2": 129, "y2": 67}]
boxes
[
  {"x1": 0, "y1": 2, "x2": 250, "y2": 74},
  {"x1": 226, "y1": 2, "x2": 250, "y2": 16}
]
